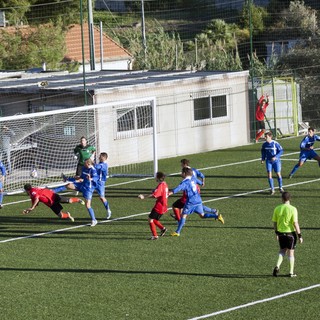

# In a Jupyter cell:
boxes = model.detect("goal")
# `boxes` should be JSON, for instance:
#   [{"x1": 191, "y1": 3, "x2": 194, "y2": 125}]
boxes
[{"x1": 0, "y1": 97, "x2": 158, "y2": 193}]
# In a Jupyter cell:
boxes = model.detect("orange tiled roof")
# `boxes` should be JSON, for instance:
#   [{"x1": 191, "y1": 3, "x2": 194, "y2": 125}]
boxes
[
  {"x1": 65, "y1": 24, "x2": 132, "y2": 62},
  {"x1": 1, "y1": 24, "x2": 132, "y2": 63}
]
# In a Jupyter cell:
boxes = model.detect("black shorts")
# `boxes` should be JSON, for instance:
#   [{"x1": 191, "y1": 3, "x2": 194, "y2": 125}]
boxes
[
  {"x1": 172, "y1": 198, "x2": 185, "y2": 209},
  {"x1": 148, "y1": 209, "x2": 163, "y2": 221},
  {"x1": 256, "y1": 120, "x2": 265, "y2": 130},
  {"x1": 50, "y1": 194, "x2": 64, "y2": 216},
  {"x1": 278, "y1": 232, "x2": 297, "y2": 250}
]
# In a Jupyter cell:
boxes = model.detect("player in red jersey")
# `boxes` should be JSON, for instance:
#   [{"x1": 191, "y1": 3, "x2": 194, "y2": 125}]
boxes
[
  {"x1": 255, "y1": 94, "x2": 269, "y2": 142},
  {"x1": 23, "y1": 184, "x2": 84, "y2": 222},
  {"x1": 138, "y1": 172, "x2": 168, "y2": 240}
]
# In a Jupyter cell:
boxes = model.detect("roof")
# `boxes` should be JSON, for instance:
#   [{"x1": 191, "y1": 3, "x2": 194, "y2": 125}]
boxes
[
  {"x1": 0, "y1": 24, "x2": 132, "y2": 64},
  {"x1": 0, "y1": 69, "x2": 249, "y2": 94},
  {"x1": 64, "y1": 24, "x2": 132, "y2": 63}
]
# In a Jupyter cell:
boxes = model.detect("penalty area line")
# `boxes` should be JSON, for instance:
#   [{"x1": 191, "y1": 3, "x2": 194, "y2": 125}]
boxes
[{"x1": 188, "y1": 284, "x2": 320, "y2": 319}]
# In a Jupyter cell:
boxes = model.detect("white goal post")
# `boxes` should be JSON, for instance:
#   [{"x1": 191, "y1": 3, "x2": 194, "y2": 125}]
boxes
[{"x1": 0, "y1": 97, "x2": 158, "y2": 193}]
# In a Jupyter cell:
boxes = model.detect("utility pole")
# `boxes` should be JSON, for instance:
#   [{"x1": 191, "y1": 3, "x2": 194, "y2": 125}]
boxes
[
  {"x1": 141, "y1": 0, "x2": 147, "y2": 68},
  {"x1": 88, "y1": 0, "x2": 95, "y2": 70}
]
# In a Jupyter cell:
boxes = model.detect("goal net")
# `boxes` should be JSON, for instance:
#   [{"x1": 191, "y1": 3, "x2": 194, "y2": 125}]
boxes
[{"x1": 0, "y1": 97, "x2": 157, "y2": 193}]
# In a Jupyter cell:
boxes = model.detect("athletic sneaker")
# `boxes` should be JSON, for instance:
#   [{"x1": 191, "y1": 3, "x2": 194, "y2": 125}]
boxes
[
  {"x1": 289, "y1": 273, "x2": 297, "y2": 278},
  {"x1": 288, "y1": 174, "x2": 293, "y2": 179},
  {"x1": 170, "y1": 213, "x2": 178, "y2": 220},
  {"x1": 270, "y1": 189, "x2": 275, "y2": 195},
  {"x1": 61, "y1": 173, "x2": 68, "y2": 182},
  {"x1": 273, "y1": 266, "x2": 279, "y2": 277},
  {"x1": 149, "y1": 236, "x2": 159, "y2": 240},
  {"x1": 106, "y1": 209, "x2": 112, "y2": 220},
  {"x1": 0, "y1": 204, "x2": 3, "y2": 209},
  {"x1": 160, "y1": 227, "x2": 167, "y2": 237},
  {"x1": 90, "y1": 219, "x2": 98, "y2": 227},
  {"x1": 67, "y1": 212, "x2": 75, "y2": 222},
  {"x1": 279, "y1": 188, "x2": 284, "y2": 194},
  {"x1": 78, "y1": 199, "x2": 85, "y2": 205},
  {"x1": 171, "y1": 232, "x2": 180, "y2": 237},
  {"x1": 217, "y1": 213, "x2": 225, "y2": 224}
]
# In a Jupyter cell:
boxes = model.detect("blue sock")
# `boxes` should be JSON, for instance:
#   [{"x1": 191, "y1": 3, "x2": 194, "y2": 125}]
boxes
[
  {"x1": 0, "y1": 192, "x2": 3, "y2": 204},
  {"x1": 52, "y1": 186, "x2": 67, "y2": 193},
  {"x1": 268, "y1": 178, "x2": 274, "y2": 189},
  {"x1": 88, "y1": 207, "x2": 96, "y2": 220},
  {"x1": 203, "y1": 213, "x2": 217, "y2": 219},
  {"x1": 277, "y1": 177, "x2": 283, "y2": 189},
  {"x1": 290, "y1": 164, "x2": 299, "y2": 176},
  {"x1": 104, "y1": 201, "x2": 109, "y2": 211},
  {"x1": 176, "y1": 217, "x2": 186, "y2": 234}
]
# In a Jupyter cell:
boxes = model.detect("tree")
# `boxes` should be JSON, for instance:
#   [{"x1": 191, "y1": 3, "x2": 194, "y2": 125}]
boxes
[
  {"x1": 0, "y1": 0, "x2": 36, "y2": 25},
  {"x1": 240, "y1": 1, "x2": 268, "y2": 34}
]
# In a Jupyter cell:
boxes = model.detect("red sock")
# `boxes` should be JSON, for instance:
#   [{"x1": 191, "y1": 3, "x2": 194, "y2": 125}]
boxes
[
  {"x1": 256, "y1": 130, "x2": 264, "y2": 141},
  {"x1": 153, "y1": 219, "x2": 164, "y2": 230},
  {"x1": 149, "y1": 221, "x2": 157, "y2": 237},
  {"x1": 60, "y1": 212, "x2": 69, "y2": 219},
  {"x1": 173, "y1": 208, "x2": 181, "y2": 221}
]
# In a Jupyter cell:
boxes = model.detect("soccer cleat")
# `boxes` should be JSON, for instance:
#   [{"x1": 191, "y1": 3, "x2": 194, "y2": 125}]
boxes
[
  {"x1": 171, "y1": 232, "x2": 180, "y2": 237},
  {"x1": 273, "y1": 266, "x2": 279, "y2": 277},
  {"x1": 170, "y1": 213, "x2": 178, "y2": 220},
  {"x1": 61, "y1": 173, "x2": 68, "y2": 182},
  {"x1": 270, "y1": 189, "x2": 275, "y2": 195},
  {"x1": 90, "y1": 219, "x2": 98, "y2": 227},
  {"x1": 78, "y1": 199, "x2": 85, "y2": 205},
  {"x1": 289, "y1": 273, "x2": 297, "y2": 278},
  {"x1": 217, "y1": 213, "x2": 225, "y2": 224},
  {"x1": 149, "y1": 236, "x2": 159, "y2": 240},
  {"x1": 67, "y1": 212, "x2": 75, "y2": 222},
  {"x1": 0, "y1": 204, "x2": 3, "y2": 209},
  {"x1": 279, "y1": 188, "x2": 284, "y2": 194},
  {"x1": 160, "y1": 227, "x2": 167, "y2": 237},
  {"x1": 106, "y1": 209, "x2": 112, "y2": 220},
  {"x1": 288, "y1": 174, "x2": 293, "y2": 179}
]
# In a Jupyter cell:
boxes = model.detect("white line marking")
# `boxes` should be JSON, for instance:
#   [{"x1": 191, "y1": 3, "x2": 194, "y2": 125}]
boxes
[{"x1": 188, "y1": 284, "x2": 320, "y2": 319}]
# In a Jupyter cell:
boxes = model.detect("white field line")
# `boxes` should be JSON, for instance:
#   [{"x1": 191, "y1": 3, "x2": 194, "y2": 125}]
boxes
[{"x1": 188, "y1": 284, "x2": 320, "y2": 319}]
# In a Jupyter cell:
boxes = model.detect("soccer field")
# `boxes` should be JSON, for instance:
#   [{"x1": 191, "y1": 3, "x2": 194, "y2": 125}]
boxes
[{"x1": 1, "y1": 136, "x2": 319, "y2": 320}]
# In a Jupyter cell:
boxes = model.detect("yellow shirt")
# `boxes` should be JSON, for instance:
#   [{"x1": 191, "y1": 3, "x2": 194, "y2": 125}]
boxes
[{"x1": 272, "y1": 203, "x2": 298, "y2": 233}]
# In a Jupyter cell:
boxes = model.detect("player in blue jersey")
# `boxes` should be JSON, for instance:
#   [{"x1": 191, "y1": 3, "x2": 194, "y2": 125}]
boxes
[
  {"x1": 95, "y1": 152, "x2": 112, "y2": 219},
  {"x1": 54, "y1": 158, "x2": 99, "y2": 226},
  {"x1": 0, "y1": 160, "x2": 7, "y2": 209},
  {"x1": 180, "y1": 158, "x2": 205, "y2": 186},
  {"x1": 261, "y1": 131, "x2": 284, "y2": 195},
  {"x1": 169, "y1": 167, "x2": 223, "y2": 236},
  {"x1": 289, "y1": 127, "x2": 320, "y2": 178}
]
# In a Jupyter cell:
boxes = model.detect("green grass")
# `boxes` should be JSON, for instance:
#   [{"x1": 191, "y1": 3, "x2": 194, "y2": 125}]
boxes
[{"x1": 1, "y1": 136, "x2": 320, "y2": 319}]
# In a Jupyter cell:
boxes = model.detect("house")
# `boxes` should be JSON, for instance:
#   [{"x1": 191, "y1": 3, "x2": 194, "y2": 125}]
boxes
[
  {"x1": 0, "y1": 69, "x2": 250, "y2": 159},
  {"x1": 0, "y1": 24, "x2": 133, "y2": 72}
]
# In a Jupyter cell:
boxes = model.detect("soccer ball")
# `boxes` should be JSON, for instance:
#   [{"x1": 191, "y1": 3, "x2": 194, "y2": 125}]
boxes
[{"x1": 30, "y1": 169, "x2": 38, "y2": 178}]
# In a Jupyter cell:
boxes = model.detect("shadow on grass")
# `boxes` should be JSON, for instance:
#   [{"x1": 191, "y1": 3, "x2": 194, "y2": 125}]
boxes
[{"x1": 0, "y1": 266, "x2": 271, "y2": 278}]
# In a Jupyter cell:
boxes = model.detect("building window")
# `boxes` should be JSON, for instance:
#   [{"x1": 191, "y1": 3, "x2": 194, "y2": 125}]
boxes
[
  {"x1": 116, "y1": 104, "x2": 153, "y2": 139},
  {"x1": 193, "y1": 90, "x2": 231, "y2": 126}
]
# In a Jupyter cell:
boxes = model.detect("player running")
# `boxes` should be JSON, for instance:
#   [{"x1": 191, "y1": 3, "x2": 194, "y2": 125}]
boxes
[
  {"x1": 138, "y1": 171, "x2": 168, "y2": 240},
  {"x1": 261, "y1": 131, "x2": 284, "y2": 195},
  {"x1": 289, "y1": 127, "x2": 320, "y2": 178},
  {"x1": 23, "y1": 184, "x2": 84, "y2": 221},
  {"x1": 169, "y1": 167, "x2": 224, "y2": 237}
]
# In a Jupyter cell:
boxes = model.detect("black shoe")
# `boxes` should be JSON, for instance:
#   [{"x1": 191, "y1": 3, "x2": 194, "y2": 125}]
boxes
[
  {"x1": 170, "y1": 213, "x2": 177, "y2": 220},
  {"x1": 160, "y1": 227, "x2": 167, "y2": 237},
  {"x1": 273, "y1": 266, "x2": 279, "y2": 277}
]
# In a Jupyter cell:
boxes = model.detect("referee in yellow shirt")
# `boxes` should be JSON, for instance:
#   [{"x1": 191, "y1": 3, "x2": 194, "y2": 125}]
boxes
[{"x1": 272, "y1": 192, "x2": 303, "y2": 277}]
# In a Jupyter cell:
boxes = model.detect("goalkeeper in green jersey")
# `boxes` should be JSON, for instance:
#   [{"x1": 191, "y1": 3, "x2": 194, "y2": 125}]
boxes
[{"x1": 74, "y1": 136, "x2": 96, "y2": 177}]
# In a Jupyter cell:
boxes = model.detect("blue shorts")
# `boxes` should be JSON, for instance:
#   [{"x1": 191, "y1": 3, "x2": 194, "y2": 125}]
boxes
[
  {"x1": 74, "y1": 182, "x2": 94, "y2": 200},
  {"x1": 95, "y1": 181, "x2": 106, "y2": 197},
  {"x1": 299, "y1": 149, "x2": 318, "y2": 163},
  {"x1": 266, "y1": 159, "x2": 281, "y2": 173},
  {"x1": 182, "y1": 203, "x2": 204, "y2": 215}
]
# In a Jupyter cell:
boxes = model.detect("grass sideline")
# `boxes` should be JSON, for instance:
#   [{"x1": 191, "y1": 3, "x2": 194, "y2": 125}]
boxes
[{"x1": 1, "y1": 136, "x2": 320, "y2": 320}]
